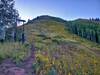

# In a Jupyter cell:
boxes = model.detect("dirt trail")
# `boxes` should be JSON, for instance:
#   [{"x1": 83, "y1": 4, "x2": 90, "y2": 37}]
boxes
[{"x1": 0, "y1": 44, "x2": 35, "y2": 75}]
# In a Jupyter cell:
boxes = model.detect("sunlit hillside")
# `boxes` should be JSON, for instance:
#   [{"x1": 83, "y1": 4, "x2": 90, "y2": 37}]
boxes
[
  {"x1": 0, "y1": 16, "x2": 100, "y2": 75},
  {"x1": 23, "y1": 16, "x2": 100, "y2": 75}
]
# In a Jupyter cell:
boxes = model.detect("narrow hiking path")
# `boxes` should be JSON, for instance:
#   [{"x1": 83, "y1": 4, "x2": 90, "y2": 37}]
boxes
[
  {"x1": 0, "y1": 44, "x2": 35, "y2": 75},
  {"x1": 22, "y1": 44, "x2": 35, "y2": 75}
]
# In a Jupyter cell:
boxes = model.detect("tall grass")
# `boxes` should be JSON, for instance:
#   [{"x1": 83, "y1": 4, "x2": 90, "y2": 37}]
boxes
[{"x1": 0, "y1": 42, "x2": 30, "y2": 64}]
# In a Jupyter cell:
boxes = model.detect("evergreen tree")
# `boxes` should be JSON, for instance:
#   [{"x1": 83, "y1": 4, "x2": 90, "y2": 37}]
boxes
[
  {"x1": 0, "y1": 0, "x2": 19, "y2": 42},
  {"x1": 68, "y1": 19, "x2": 100, "y2": 44}
]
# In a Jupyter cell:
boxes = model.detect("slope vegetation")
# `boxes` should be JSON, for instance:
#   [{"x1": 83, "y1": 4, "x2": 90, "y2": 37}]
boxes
[
  {"x1": 24, "y1": 16, "x2": 100, "y2": 75},
  {"x1": 0, "y1": 15, "x2": 100, "y2": 75}
]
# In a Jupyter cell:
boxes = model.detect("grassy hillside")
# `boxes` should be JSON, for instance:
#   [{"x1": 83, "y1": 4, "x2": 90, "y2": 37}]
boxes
[
  {"x1": 0, "y1": 42, "x2": 31, "y2": 64},
  {"x1": 0, "y1": 16, "x2": 100, "y2": 75}
]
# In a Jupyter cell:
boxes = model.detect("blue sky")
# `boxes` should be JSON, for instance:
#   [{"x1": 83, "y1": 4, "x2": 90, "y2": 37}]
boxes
[{"x1": 15, "y1": 0, "x2": 100, "y2": 21}]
